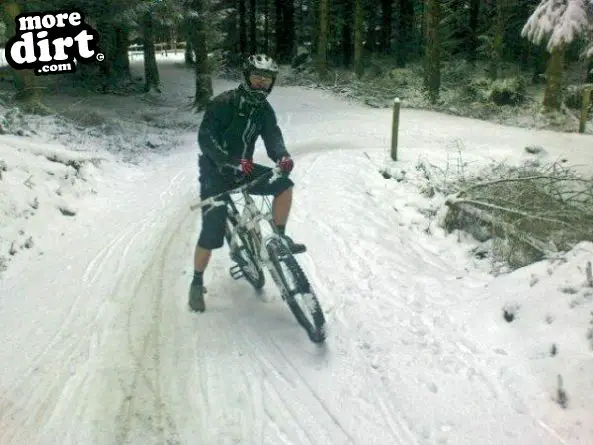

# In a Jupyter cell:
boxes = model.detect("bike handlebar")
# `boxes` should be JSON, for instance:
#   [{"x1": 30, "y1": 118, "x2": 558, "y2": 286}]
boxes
[{"x1": 189, "y1": 166, "x2": 283, "y2": 211}]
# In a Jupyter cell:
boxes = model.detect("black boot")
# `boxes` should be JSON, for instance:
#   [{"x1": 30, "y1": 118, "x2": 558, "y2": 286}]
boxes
[
  {"x1": 276, "y1": 225, "x2": 306, "y2": 254},
  {"x1": 188, "y1": 271, "x2": 207, "y2": 312},
  {"x1": 281, "y1": 234, "x2": 307, "y2": 254}
]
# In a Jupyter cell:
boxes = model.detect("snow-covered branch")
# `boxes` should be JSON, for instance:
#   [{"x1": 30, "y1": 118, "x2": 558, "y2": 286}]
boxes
[
  {"x1": 444, "y1": 199, "x2": 552, "y2": 254},
  {"x1": 442, "y1": 159, "x2": 593, "y2": 268},
  {"x1": 522, "y1": 0, "x2": 592, "y2": 51}
]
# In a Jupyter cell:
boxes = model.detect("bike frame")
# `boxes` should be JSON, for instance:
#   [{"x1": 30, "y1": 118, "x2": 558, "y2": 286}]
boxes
[
  {"x1": 191, "y1": 167, "x2": 290, "y2": 283},
  {"x1": 226, "y1": 189, "x2": 287, "y2": 279}
]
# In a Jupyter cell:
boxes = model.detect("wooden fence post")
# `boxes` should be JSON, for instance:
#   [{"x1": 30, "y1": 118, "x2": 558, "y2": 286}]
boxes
[
  {"x1": 391, "y1": 98, "x2": 400, "y2": 161},
  {"x1": 579, "y1": 86, "x2": 592, "y2": 133}
]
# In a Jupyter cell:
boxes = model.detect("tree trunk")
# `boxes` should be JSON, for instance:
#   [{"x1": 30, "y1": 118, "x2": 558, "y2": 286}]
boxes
[
  {"x1": 239, "y1": 0, "x2": 248, "y2": 56},
  {"x1": 249, "y1": 0, "x2": 256, "y2": 53},
  {"x1": 185, "y1": 40, "x2": 194, "y2": 64},
  {"x1": 183, "y1": 17, "x2": 194, "y2": 65},
  {"x1": 354, "y1": 0, "x2": 364, "y2": 78},
  {"x1": 467, "y1": 0, "x2": 480, "y2": 64},
  {"x1": 543, "y1": 46, "x2": 564, "y2": 112},
  {"x1": 143, "y1": 10, "x2": 161, "y2": 93},
  {"x1": 380, "y1": 0, "x2": 392, "y2": 53},
  {"x1": 275, "y1": 0, "x2": 295, "y2": 63},
  {"x1": 284, "y1": 1, "x2": 295, "y2": 61},
  {"x1": 223, "y1": 3, "x2": 239, "y2": 56},
  {"x1": 342, "y1": 0, "x2": 353, "y2": 68},
  {"x1": 275, "y1": 0, "x2": 284, "y2": 59},
  {"x1": 311, "y1": 0, "x2": 319, "y2": 56},
  {"x1": 190, "y1": 0, "x2": 213, "y2": 110},
  {"x1": 171, "y1": 28, "x2": 177, "y2": 55},
  {"x1": 316, "y1": 0, "x2": 329, "y2": 78},
  {"x1": 365, "y1": 7, "x2": 377, "y2": 52},
  {"x1": 488, "y1": 0, "x2": 506, "y2": 81},
  {"x1": 263, "y1": 0, "x2": 269, "y2": 53},
  {"x1": 586, "y1": 58, "x2": 593, "y2": 83},
  {"x1": 424, "y1": 0, "x2": 440, "y2": 104},
  {"x1": 113, "y1": 26, "x2": 131, "y2": 80},
  {"x1": 519, "y1": 42, "x2": 530, "y2": 72},
  {"x1": 1, "y1": 1, "x2": 48, "y2": 113},
  {"x1": 531, "y1": 46, "x2": 547, "y2": 83},
  {"x1": 396, "y1": 0, "x2": 414, "y2": 67}
]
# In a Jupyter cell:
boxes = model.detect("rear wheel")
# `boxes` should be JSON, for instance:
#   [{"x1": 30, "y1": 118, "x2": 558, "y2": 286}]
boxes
[
  {"x1": 266, "y1": 238, "x2": 326, "y2": 343},
  {"x1": 225, "y1": 214, "x2": 265, "y2": 290}
]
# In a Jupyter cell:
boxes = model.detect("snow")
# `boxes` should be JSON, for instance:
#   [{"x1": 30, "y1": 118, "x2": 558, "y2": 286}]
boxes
[
  {"x1": 522, "y1": 0, "x2": 591, "y2": 51},
  {"x1": 1, "y1": 51, "x2": 593, "y2": 445}
]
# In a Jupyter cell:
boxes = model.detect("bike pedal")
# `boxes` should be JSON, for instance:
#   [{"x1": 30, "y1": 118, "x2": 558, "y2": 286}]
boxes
[{"x1": 229, "y1": 264, "x2": 243, "y2": 280}]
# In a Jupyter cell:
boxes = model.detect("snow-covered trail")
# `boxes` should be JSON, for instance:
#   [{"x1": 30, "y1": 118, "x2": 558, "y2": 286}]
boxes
[
  {"x1": 0, "y1": 151, "x2": 571, "y2": 445},
  {"x1": 0, "y1": 58, "x2": 586, "y2": 445}
]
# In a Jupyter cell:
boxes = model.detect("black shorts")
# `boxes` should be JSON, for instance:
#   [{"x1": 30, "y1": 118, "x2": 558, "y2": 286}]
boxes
[{"x1": 197, "y1": 155, "x2": 294, "y2": 249}]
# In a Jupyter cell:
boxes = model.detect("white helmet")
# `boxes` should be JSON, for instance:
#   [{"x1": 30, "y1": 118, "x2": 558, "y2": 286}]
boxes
[{"x1": 241, "y1": 54, "x2": 279, "y2": 102}]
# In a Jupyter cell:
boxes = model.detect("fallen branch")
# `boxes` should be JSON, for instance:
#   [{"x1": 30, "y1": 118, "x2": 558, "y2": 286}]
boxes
[
  {"x1": 459, "y1": 174, "x2": 589, "y2": 196},
  {"x1": 43, "y1": 153, "x2": 106, "y2": 173},
  {"x1": 28, "y1": 145, "x2": 109, "y2": 171},
  {"x1": 445, "y1": 199, "x2": 551, "y2": 255},
  {"x1": 446, "y1": 195, "x2": 575, "y2": 228}
]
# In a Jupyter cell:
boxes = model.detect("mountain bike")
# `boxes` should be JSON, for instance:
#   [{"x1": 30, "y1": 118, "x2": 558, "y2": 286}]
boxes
[{"x1": 190, "y1": 168, "x2": 327, "y2": 344}]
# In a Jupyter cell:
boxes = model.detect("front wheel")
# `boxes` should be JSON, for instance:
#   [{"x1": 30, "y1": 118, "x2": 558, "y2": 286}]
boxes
[{"x1": 266, "y1": 238, "x2": 326, "y2": 343}]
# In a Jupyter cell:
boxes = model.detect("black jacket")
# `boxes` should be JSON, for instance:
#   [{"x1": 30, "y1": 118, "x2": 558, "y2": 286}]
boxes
[{"x1": 197, "y1": 87, "x2": 289, "y2": 171}]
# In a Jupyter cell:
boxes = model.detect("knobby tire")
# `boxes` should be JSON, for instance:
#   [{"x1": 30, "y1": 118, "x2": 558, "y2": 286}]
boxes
[{"x1": 266, "y1": 238, "x2": 326, "y2": 343}]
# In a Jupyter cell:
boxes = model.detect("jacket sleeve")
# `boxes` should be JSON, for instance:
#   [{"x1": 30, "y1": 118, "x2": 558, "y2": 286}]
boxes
[
  {"x1": 261, "y1": 103, "x2": 289, "y2": 162},
  {"x1": 197, "y1": 96, "x2": 232, "y2": 169}
]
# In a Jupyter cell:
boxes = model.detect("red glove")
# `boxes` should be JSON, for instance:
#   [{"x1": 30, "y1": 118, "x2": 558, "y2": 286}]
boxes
[
  {"x1": 277, "y1": 156, "x2": 294, "y2": 174},
  {"x1": 239, "y1": 158, "x2": 254, "y2": 175}
]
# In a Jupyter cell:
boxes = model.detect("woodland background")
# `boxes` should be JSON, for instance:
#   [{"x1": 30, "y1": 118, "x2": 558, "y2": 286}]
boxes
[{"x1": 0, "y1": 0, "x2": 592, "y2": 133}]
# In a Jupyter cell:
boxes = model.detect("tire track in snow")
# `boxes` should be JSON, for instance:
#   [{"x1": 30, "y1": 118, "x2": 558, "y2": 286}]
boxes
[
  {"x1": 221, "y1": 288, "x2": 421, "y2": 445},
  {"x1": 79, "y1": 167, "x2": 197, "y2": 444},
  {"x1": 82, "y1": 221, "x2": 142, "y2": 284},
  {"x1": 104, "y1": 196, "x2": 275, "y2": 445},
  {"x1": 24, "y1": 194, "x2": 196, "y2": 444},
  {"x1": 0, "y1": 236, "x2": 126, "y2": 445},
  {"x1": 193, "y1": 322, "x2": 265, "y2": 444},
  {"x1": 0, "y1": 293, "x2": 111, "y2": 445},
  {"x1": 3, "y1": 218, "x2": 141, "y2": 400},
  {"x1": 186, "y1": 250, "x2": 280, "y2": 445},
  {"x1": 108, "y1": 205, "x2": 192, "y2": 445},
  {"x1": 234, "y1": 317, "x2": 354, "y2": 445},
  {"x1": 180, "y1": 235, "x2": 364, "y2": 444}
]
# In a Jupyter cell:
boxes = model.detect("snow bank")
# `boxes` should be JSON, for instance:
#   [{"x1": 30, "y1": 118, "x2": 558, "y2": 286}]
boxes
[
  {"x1": 0, "y1": 133, "x2": 115, "y2": 274},
  {"x1": 360, "y1": 147, "x2": 593, "y2": 441},
  {"x1": 291, "y1": 148, "x2": 593, "y2": 443},
  {"x1": 454, "y1": 241, "x2": 593, "y2": 442}
]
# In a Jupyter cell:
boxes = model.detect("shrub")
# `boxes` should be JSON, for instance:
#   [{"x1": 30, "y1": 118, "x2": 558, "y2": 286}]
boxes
[
  {"x1": 488, "y1": 77, "x2": 526, "y2": 106},
  {"x1": 564, "y1": 84, "x2": 593, "y2": 110},
  {"x1": 463, "y1": 77, "x2": 492, "y2": 102}
]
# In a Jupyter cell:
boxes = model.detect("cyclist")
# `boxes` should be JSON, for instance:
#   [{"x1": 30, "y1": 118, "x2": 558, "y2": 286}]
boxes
[{"x1": 189, "y1": 54, "x2": 306, "y2": 312}]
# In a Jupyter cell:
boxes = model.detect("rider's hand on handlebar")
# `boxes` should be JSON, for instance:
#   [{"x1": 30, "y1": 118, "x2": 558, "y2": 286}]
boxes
[
  {"x1": 239, "y1": 158, "x2": 254, "y2": 175},
  {"x1": 277, "y1": 155, "x2": 294, "y2": 175}
]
